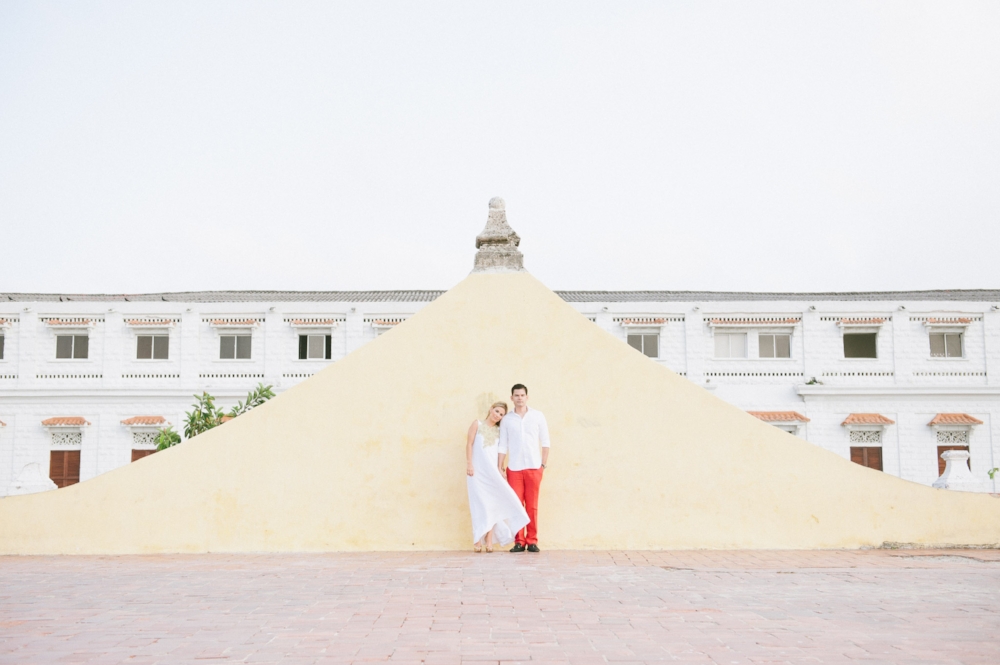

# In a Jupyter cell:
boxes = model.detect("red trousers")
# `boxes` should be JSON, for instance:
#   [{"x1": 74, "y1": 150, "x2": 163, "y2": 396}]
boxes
[{"x1": 506, "y1": 468, "x2": 543, "y2": 545}]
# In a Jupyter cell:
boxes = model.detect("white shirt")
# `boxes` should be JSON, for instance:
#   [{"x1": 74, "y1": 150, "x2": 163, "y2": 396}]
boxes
[{"x1": 499, "y1": 408, "x2": 550, "y2": 471}]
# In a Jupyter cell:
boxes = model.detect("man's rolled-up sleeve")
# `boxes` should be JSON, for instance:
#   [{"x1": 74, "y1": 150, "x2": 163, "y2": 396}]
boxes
[{"x1": 539, "y1": 414, "x2": 551, "y2": 448}]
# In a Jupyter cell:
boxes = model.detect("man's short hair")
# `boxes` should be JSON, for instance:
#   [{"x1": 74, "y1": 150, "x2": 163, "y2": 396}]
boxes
[{"x1": 511, "y1": 383, "x2": 528, "y2": 395}]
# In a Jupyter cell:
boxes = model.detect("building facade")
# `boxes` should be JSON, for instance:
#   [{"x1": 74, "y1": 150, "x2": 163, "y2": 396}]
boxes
[{"x1": 1, "y1": 289, "x2": 998, "y2": 496}]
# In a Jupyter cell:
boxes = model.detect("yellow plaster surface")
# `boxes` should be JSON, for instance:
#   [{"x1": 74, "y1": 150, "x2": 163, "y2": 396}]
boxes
[{"x1": 1, "y1": 272, "x2": 998, "y2": 554}]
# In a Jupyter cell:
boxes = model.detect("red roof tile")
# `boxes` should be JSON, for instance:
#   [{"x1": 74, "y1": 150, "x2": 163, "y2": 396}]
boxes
[
  {"x1": 46, "y1": 319, "x2": 92, "y2": 326},
  {"x1": 0, "y1": 420, "x2": 5, "y2": 427},
  {"x1": 371, "y1": 319, "x2": 402, "y2": 326},
  {"x1": 125, "y1": 319, "x2": 173, "y2": 326},
  {"x1": 838, "y1": 318, "x2": 885, "y2": 325},
  {"x1": 620, "y1": 318, "x2": 668, "y2": 325},
  {"x1": 928, "y1": 413, "x2": 983, "y2": 426},
  {"x1": 926, "y1": 318, "x2": 972, "y2": 325},
  {"x1": 842, "y1": 413, "x2": 895, "y2": 425},
  {"x1": 290, "y1": 319, "x2": 338, "y2": 326},
  {"x1": 121, "y1": 416, "x2": 167, "y2": 426},
  {"x1": 748, "y1": 411, "x2": 810, "y2": 423},
  {"x1": 220, "y1": 415, "x2": 235, "y2": 423},
  {"x1": 210, "y1": 319, "x2": 258, "y2": 326},
  {"x1": 42, "y1": 416, "x2": 90, "y2": 427},
  {"x1": 711, "y1": 318, "x2": 800, "y2": 326}
]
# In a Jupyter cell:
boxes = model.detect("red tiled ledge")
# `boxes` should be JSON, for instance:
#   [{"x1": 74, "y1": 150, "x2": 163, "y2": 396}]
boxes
[
  {"x1": 121, "y1": 416, "x2": 167, "y2": 426},
  {"x1": 838, "y1": 318, "x2": 886, "y2": 326},
  {"x1": 711, "y1": 318, "x2": 800, "y2": 326},
  {"x1": 928, "y1": 413, "x2": 983, "y2": 426},
  {"x1": 842, "y1": 413, "x2": 895, "y2": 426},
  {"x1": 41, "y1": 416, "x2": 91, "y2": 427},
  {"x1": 748, "y1": 411, "x2": 810, "y2": 423}
]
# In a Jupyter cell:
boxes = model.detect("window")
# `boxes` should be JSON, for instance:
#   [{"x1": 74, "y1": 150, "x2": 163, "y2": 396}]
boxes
[
  {"x1": 850, "y1": 447, "x2": 883, "y2": 471},
  {"x1": 759, "y1": 333, "x2": 791, "y2": 358},
  {"x1": 936, "y1": 430, "x2": 970, "y2": 476},
  {"x1": 714, "y1": 332, "x2": 747, "y2": 358},
  {"x1": 627, "y1": 333, "x2": 659, "y2": 359},
  {"x1": 0, "y1": 334, "x2": 4, "y2": 359},
  {"x1": 56, "y1": 335, "x2": 89, "y2": 359},
  {"x1": 220, "y1": 335, "x2": 252, "y2": 360},
  {"x1": 929, "y1": 332, "x2": 963, "y2": 358},
  {"x1": 136, "y1": 335, "x2": 169, "y2": 360},
  {"x1": 843, "y1": 332, "x2": 877, "y2": 358},
  {"x1": 132, "y1": 449, "x2": 156, "y2": 462},
  {"x1": 49, "y1": 450, "x2": 81, "y2": 488},
  {"x1": 298, "y1": 334, "x2": 332, "y2": 360}
]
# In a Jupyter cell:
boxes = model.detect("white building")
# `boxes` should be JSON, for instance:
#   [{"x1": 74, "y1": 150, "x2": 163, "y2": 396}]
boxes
[{"x1": 1, "y1": 289, "x2": 998, "y2": 495}]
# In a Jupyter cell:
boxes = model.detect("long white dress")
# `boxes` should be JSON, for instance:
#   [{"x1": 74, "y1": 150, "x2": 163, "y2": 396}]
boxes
[{"x1": 466, "y1": 421, "x2": 530, "y2": 545}]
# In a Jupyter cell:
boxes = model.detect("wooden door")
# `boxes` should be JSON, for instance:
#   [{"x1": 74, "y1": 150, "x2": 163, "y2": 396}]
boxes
[
  {"x1": 850, "y1": 447, "x2": 882, "y2": 471},
  {"x1": 131, "y1": 449, "x2": 156, "y2": 462},
  {"x1": 936, "y1": 446, "x2": 970, "y2": 476},
  {"x1": 49, "y1": 450, "x2": 81, "y2": 488}
]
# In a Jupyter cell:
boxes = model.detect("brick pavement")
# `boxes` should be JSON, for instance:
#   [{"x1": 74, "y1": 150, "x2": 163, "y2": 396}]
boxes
[{"x1": 1, "y1": 549, "x2": 998, "y2": 664}]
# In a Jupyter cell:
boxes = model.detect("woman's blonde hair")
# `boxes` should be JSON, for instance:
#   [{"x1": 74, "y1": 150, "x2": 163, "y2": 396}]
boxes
[{"x1": 486, "y1": 401, "x2": 508, "y2": 421}]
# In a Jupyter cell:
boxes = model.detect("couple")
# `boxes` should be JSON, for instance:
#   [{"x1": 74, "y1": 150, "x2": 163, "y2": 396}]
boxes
[{"x1": 465, "y1": 383, "x2": 550, "y2": 553}]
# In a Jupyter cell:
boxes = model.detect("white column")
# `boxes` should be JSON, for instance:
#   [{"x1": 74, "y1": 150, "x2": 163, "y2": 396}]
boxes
[
  {"x1": 684, "y1": 307, "x2": 704, "y2": 386},
  {"x1": 345, "y1": 307, "x2": 365, "y2": 354},
  {"x1": 263, "y1": 308, "x2": 282, "y2": 388},
  {"x1": 180, "y1": 310, "x2": 200, "y2": 392}
]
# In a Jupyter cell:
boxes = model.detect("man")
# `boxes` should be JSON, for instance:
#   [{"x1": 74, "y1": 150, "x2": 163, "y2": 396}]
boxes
[{"x1": 498, "y1": 383, "x2": 550, "y2": 552}]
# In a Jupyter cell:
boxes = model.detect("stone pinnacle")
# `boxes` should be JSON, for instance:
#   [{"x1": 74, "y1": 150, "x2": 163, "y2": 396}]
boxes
[{"x1": 472, "y1": 197, "x2": 525, "y2": 272}]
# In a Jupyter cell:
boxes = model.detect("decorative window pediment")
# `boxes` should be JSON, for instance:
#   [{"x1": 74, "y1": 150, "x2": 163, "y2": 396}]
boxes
[
  {"x1": 43, "y1": 317, "x2": 97, "y2": 331},
  {"x1": 836, "y1": 317, "x2": 886, "y2": 329},
  {"x1": 921, "y1": 317, "x2": 974, "y2": 330},
  {"x1": 42, "y1": 417, "x2": 89, "y2": 449},
  {"x1": 842, "y1": 413, "x2": 894, "y2": 433},
  {"x1": 709, "y1": 316, "x2": 800, "y2": 328},
  {"x1": 286, "y1": 317, "x2": 343, "y2": 331},
  {"x1": 748, "y1": 411, "x2": 809, "y2": 435},
  {"x1": 125, "y1": 317, "x2": 177, "y2": 330},
  {"x1": 207, "y1": 318, "x2": 261, "y2": 329},
  {"x1": 121, "y1": 416, "x2": 169, "y2": 449},
  {"x1": 928, "y1": 413, "x2": 982, "y2": 433},
  {"x1": 617, "y1": 317, "x2": 669, "y2": 328},
  {"x1": 365, "y1": 317, "x2": 407, "y2": 333}
]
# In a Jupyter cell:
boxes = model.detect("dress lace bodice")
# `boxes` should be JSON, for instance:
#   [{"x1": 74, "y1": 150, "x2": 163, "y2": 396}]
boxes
[{"x1": 479, "y1": 421, "x2": 500, "y2": 447}]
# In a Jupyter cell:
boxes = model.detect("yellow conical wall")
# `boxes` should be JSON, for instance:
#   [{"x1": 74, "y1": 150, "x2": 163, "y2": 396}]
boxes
[{"x1": 1, "y1": 272, "x2": 998, "y2": 554}]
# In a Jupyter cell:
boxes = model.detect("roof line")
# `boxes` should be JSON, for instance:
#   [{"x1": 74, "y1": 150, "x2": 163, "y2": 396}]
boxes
[{"x1": 1, "y1": 288, "x2": 999, "y2": 303}]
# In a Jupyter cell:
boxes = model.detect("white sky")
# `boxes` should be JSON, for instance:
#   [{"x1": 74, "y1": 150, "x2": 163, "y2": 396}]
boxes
[{"x1": 1, "y1": 2, "x2": 998, "y2": 294}]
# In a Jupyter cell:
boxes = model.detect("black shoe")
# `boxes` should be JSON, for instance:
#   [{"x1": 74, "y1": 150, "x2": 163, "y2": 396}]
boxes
[
  {"x1": 527, "y1": 544, "x2": 540, "y2": 553},
  {"x1": 510, "y1": 543, "x2": 526, "y2": 552}
]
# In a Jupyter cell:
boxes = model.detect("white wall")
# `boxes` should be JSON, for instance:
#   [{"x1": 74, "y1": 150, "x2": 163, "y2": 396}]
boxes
[{"x1": 1, "y1": 295, "x2": 998, "y2": 495}]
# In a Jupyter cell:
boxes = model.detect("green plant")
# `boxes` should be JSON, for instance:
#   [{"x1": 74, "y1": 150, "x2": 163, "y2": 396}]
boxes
[
  {"x1": 989, "y1": 468, "x2": 998, "y2": 480},
  {"x1": 182, "y1": 384, "x2": 276, "y2": 440},
  {"x1": 228, "y1": 383, "x2": 275, "y2": 417},
  {"x1": 184, "y1": 392, "x2": 225, "y2": 439},
  {"x1": 155, "y1": 425, "x2": 183, "y2": 451}
]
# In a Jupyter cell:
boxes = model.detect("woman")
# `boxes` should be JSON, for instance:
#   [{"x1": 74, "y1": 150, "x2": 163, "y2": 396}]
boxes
[{"x1": 466, "y1": 401, "x2": 530, "y2": 552}]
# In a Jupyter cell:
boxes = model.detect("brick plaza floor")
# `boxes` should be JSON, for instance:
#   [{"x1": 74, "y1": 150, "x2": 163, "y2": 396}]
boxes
[{"x1": 2, "y1": 549, "x2": 999, "y2": 664}]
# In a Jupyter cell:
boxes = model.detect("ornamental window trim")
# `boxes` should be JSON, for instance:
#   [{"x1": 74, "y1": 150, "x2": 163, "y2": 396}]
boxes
[
  {"x1": 43, "y1": 317, "x2": 99, "y2": 331},
  {"x1": 849, "y1": 430, "x2": 883, "y2": 445},
  {"x1": 617, "y1": 317, "x2": 669, "y2": 329},
  {"x1": 43, "y1": 419, "x2": 89, "y2": 449},
  {"x1": 935, "y1": 429, "x2": 970, "y2": 446},
  {"x1": 707, "y1": 316, "x2": 800, "y2": 329},
  {"x1": 923, "y1": 317, "x2": 973, "y2": 330}
]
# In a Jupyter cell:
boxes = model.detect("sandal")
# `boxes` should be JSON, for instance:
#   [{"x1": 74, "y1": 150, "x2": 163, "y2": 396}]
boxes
[
  {"x1": 485, "y1": 545, "x2": 493, "y2": 553},
  {"x1": 473, "y1": 544, "x2": 483, "y2": 553}
]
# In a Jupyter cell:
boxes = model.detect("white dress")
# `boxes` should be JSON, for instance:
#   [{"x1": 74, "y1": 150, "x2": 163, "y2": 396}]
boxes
[{"x1": 466, "y1": 421, "x2": 530, "y2": 545}]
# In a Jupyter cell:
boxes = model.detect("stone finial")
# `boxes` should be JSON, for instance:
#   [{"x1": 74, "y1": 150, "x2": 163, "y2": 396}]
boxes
[{"x1": 472, "y1": 197, "x2": 524, "y2": 272}]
